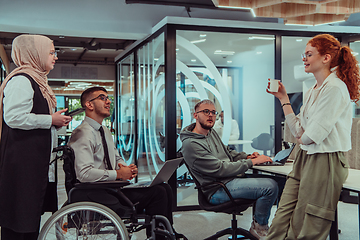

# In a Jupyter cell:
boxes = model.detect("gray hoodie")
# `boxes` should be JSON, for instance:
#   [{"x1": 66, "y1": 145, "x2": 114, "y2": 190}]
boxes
[{"x1": 180, "y1": 123, "x2": 253, "y2": 200}]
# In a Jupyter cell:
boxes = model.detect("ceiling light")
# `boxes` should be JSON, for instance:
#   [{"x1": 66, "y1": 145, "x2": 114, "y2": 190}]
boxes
[
  {"x1": 352, "y1": 52, "x2": 359, "y2": 56},
  {"x1": 200, "y1": 34, "x2": 207, "y2": 38},
  {"x1": 218, "y1": 6, "x2": 251, "y2": 10},
  {"x1": 214, "y1": 50, "x2": 235, "y2": 55},
  {"x1": 69, "y1": 82, "x2": 91, "y2": 86},
  {"x1": 314, "y1": 20, "x2": 346, "y2": 26},
  {"x1": 256, "y1": 52, "x2": 262, "y2": 54},
  {"x1": 190, "y1": 39, "x2": 206, "y2": 44},
  {"x1": 90, "y1": 41, "x2": 97, "y2": 47},
  {"x1": 250, "y1": 9, "x2": 256, "y2": 17},
  {"x1": 248, "y1": 36, "x2": 275, "y2": 40},
  {"x1": 176, "y1": 48, "x2": 179, "y2": 51},
  {"x1": 191, "y1": 59, "x2": 197, "y2": 62},
  {"x1": 217, "y1": 5, "x2": 256, "y2": 17},
  {"x1": 284, "y1": 23, "x2": 314, "y2": 27},
  {"x1": 154, "y1": 58, "x2": 159, "y2": 61},
  {"x1": 296, "y1": 39, "x2": 303, "y2": 42},
  {"x1": 227, "y1": 60, "x2": 232, "y2": 64}
]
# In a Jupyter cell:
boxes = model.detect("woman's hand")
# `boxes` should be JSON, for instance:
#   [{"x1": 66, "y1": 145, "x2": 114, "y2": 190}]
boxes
[
  {"x1": 266, "y1": 79, "x2": 290, "y2": 104},
  {"x1": 52, "y1": 108, "x2": 72, "y2": 128}
]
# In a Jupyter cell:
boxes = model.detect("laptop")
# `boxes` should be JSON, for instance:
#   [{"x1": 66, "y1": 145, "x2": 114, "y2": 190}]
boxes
[
  {"x1": 123, "y1": 157, "x2": 183, "y2": 188},
  {"x1": 256, "y1": 144, "x2": 295, "y2": 166}
]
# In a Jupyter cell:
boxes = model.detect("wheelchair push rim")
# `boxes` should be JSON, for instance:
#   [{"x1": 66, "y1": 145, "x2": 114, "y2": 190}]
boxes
[{"x1": 38, "y1": 201, "x2": 129, "y2": 240}]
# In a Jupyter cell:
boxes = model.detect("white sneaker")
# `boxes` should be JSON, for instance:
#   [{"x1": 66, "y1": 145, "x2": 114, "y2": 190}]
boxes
[{"x1": 249, "y1": 220, "x2": 269, "y2": 240}]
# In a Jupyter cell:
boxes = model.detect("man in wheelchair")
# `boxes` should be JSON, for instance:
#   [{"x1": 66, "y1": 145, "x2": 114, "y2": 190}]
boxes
[{"x1": 67, "y1": 86, "x2": 186, "y2": 239}]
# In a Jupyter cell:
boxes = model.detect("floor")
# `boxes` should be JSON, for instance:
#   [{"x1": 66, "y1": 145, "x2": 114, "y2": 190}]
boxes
[{"x1": 1, "y1": 164, "x2": 358, "y2": 240}]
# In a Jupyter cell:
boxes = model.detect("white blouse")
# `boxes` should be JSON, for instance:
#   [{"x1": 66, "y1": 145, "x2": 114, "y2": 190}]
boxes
[
  {"x1": 3, "y1": 75, "x2": 57, "y2": 182},
  {"x1": 285, "y1": 72, "x2": 352, "y2": 154}
]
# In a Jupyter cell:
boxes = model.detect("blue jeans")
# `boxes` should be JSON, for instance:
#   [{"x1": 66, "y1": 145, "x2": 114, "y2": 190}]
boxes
[{"x1": 209, "y1": 177, "x2": 278, "y2": 225}]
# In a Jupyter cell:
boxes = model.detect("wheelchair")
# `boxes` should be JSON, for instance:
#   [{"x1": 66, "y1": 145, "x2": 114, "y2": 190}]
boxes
[{"x1": 38, "y1": 145, "x2": 176, "y2": 240}]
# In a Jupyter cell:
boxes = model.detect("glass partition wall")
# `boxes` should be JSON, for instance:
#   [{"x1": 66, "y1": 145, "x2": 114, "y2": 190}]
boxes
[
  {"x1": 136, "y1": 33, "x2": 166, "y2": 180},
  {"x1": 115, "y1": 22, "x2": 360, "y2": 209},
  {"x1": 117, "y1": 53, "x2": 136, "y2": 166},
  {"x1": 176, "y1": 30, "x2": 276, "y2": 156},
  {"x1": 350, "y1": 40, "x2": 360, "y2": 118}
]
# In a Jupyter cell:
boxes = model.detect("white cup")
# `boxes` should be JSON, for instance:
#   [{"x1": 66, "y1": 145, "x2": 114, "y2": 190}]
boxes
[{"x1": 269, "y1": 79, "x2": 280, "y2": 92}]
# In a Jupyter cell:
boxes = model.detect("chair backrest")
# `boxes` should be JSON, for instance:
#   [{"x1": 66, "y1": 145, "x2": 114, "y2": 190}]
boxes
[{"x1": 251, "y1": 133, "x2": 274, "y2": 156}]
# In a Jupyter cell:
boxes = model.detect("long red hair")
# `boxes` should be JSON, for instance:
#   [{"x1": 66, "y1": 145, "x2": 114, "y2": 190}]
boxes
[{"x1": 308, "y1": 34, "x2": 360, "y2": 102}]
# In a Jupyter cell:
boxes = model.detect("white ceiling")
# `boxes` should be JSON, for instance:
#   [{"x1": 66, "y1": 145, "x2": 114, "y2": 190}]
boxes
[
  {"x1": 1, "y1": 0, "x2": 359, "y2": 42},
  {"x1": 0, "y1": 0, "x2": 359, "y2": 68}
]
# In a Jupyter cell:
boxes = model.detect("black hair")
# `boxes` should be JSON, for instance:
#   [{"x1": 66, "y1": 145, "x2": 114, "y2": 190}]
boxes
[{"x1": 80, "y1": 86, "x2": 107, "y2": 107}]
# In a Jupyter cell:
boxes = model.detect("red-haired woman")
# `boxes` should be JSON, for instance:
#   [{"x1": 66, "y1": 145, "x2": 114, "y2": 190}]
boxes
[{"x1": 267, "y1": 34, "x2": 360, "y2": 240}]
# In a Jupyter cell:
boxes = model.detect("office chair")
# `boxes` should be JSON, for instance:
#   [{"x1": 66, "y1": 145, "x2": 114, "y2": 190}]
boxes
[
  {"x1": 183, "y1": 161, "x2": 257, "y2": 240},
  {"x1": 251, "y1": 133, "x2": 274, "y2": 156}
]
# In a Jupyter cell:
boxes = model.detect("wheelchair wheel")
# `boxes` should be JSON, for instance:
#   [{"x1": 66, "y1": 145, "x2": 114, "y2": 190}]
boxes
[{"x1": 39, "y1": 201, "x2": 129, "y2": 240}]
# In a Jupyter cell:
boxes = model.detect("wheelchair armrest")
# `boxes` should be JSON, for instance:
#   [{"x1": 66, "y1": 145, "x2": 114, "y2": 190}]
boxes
[
  {"x1": 74, "y1": 180, "x2": 130, "y2": 189},
  {"x1": 53, "y1": 145, "x2": 71, "y2": 153},
  {"x1": 68, "y1": 180, "x2": 133, "y2": 207}
]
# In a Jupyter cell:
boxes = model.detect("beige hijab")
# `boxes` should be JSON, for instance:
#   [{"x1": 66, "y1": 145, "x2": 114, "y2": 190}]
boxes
[{"x1": 0, "y1": 35, "x2": 57, "y2": 138}]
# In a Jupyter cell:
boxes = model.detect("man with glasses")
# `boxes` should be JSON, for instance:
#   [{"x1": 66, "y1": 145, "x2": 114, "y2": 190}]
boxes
[
  {"x1": 180, "y1": 99, "x2": 278, "y2": 240},
  {"x1": 68, "y1": 87, "x2": 186, "y2": 240}
]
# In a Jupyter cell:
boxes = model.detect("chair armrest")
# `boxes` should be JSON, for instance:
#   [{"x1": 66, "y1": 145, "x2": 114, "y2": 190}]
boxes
[{"x1": 197, "y1": 181, "x2": 238, "y2": 205}]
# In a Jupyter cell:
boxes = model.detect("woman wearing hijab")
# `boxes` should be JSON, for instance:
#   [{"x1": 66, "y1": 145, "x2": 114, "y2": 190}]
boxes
[{"x1": 0, "y1": 34, "x2": 72, "y2": 240}]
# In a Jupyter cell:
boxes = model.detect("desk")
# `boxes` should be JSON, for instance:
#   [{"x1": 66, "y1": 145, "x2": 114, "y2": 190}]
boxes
[
  {"x1": 253, "y1": 163, "x2": 360, "y2": 240},
  {"x1": 228, "y1": 140, "x2": 253, "y2": 145}
]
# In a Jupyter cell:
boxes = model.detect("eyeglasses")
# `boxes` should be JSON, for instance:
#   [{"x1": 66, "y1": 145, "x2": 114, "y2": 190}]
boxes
[
  {"x1": 196, "y1": 109, "x2": 218, "y2": 116},
  {"x1": 88, "y1": 94, "x2": 111, "y2": 102},
  {"x1": 301, "y1": 52, "x2": 314, "y2": 60},
  {"x1": 50, "y1": 51, "x2": 58, "y2": 58}
]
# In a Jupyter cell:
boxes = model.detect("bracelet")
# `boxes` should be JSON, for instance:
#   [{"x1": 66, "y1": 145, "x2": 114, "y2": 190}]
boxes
[{"x1": 282, "y1": 103, "x2": 291, "y2": 107}]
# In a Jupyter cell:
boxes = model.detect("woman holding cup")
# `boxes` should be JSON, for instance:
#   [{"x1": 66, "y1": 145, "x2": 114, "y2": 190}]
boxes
[{"x1": 266, "y1": 34, "x2": 360, "y2": 239}]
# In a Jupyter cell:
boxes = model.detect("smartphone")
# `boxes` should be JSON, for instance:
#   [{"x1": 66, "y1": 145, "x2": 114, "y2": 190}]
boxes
[{"x1": 65, "y1": 108, "x2": 85, "y2": 117}]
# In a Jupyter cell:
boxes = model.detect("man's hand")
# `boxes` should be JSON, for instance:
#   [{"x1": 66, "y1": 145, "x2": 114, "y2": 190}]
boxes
[
  {"x1": 116, "y1": 163, "x2": 138, "y2": 180},
  {"x1": 251, "y1": 154, "x2": 272, "y2": 165},
  {"x1": 247, "y1": 152, "x2": 260, "y2": 159},
  {"x1": 128, "y1": 164, "x2": 138, "y2": 178}
]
